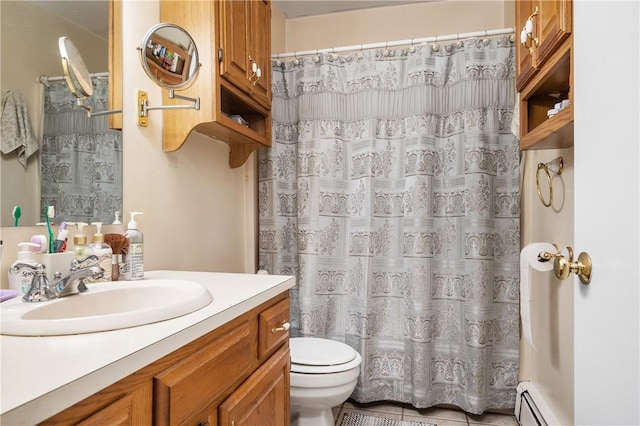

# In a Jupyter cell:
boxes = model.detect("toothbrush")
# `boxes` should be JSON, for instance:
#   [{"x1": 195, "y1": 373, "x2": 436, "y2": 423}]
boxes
[
  {"x1": 12, "y1": 206, "x2": 21, "y2": 227},
  {"x1": 54, "y1": 222, "x2": 69, "y2": 253},
  {"x1": 46, "y1": 206, "x2": 55, "y2": 253}
]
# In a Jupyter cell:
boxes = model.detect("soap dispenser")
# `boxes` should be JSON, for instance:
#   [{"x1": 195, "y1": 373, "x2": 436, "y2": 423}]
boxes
[
  {"x1": 8, "y1": 242, "x2": 41, "y2": 295},
  {"x1": 123, "y1": 212, "x2": 144, "y2": 281},
  {"x1": 73, "y1": 222, "x2": 94, "y2": 259},
  {"x1": 90, "y1": 222, "x2": 112, "y2": 281}
]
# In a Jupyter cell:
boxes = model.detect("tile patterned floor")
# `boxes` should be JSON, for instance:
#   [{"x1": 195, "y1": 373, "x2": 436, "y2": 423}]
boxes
[{"x1": 333, "y1": 400, "x2": 519, "y2": 426}]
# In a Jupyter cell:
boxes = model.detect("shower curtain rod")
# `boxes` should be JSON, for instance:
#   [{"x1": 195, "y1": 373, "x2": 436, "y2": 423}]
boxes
[
  {"x1": 272, "y1": 27, "x2": 515, "y2": 59},
  {"x1": 38, "y1": 72, "x2": 109, "y2": 84}
]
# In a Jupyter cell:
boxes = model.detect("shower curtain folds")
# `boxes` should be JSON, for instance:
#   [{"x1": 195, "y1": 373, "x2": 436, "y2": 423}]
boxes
[{"x1": 259, "y1": 35, "x2": 520, "y2": 415}]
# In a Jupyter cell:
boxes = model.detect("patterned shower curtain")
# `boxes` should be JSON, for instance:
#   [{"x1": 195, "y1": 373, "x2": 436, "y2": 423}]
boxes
[
  {"x1": 40, "y1": 78, "x2": 122, "y2": 224},
  {"x1": 258, "y1": 36, "x2": 520, "y2": 414}
]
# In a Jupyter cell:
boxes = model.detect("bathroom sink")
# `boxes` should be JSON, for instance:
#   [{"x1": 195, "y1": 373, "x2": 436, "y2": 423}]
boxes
[{"x1": 0, "y1": 279, "x2": 213, "y2": 336}]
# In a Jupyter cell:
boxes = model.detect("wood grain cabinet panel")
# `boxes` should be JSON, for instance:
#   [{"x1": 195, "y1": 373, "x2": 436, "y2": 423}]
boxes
[
  {"x1": 153, "y1": 321, "x2": 253, "y2": 426},
  {"x1": 516, "y1": 0, "x2": 572, "y2": 91},
  {"x1": 75, "y1": 383, "x2": 152, "y2": 426},
  {"x1": 218, "y1": 346, "x2": 290, "y2": 426},
  {"x1": 516, "y1": 0, "x2": 573, "y2": 150},
  {"x1": 259, "y1": 297, "x2": 289, "y2": 360}
]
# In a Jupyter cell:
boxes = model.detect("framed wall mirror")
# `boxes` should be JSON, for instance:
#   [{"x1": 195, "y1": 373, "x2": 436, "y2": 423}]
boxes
[{"x1": 0, "y1": 0, "x2": 122, "y2": 227}]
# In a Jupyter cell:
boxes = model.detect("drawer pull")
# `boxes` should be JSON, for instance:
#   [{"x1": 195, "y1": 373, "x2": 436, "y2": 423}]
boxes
[{"x1": 271, "y1": 321, "x2": 290, "y2": 333}]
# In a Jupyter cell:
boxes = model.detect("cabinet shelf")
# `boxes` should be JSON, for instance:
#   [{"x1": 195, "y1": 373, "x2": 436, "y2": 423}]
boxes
[
  {"x1": 520, "y1": 103, "x2": 573, "y2": 150},
  {"x1": 519, "y1": 35, "x2": 573, "y2": 150}
]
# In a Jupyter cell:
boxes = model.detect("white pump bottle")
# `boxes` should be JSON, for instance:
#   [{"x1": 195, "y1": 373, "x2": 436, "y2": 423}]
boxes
[
  {"x1": 90, "y1": 222, "x2": 112, "y2": 281},
  {"x1": 123, "y1": 212, "x2": 144, "y2": 281},
  {"x1": 8, "y1": 242, "x2": 41, "y2": 295}
]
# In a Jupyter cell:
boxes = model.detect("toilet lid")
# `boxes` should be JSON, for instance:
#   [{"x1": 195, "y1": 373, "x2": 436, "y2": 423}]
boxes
[{"x1": 290, "y1": 337, "x2": 357, "y2": 366}]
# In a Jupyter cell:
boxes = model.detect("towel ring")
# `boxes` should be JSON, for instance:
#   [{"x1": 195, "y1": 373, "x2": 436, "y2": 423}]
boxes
[{"x1": 536, "y1": 156, "x2": 564, "y2": 207}]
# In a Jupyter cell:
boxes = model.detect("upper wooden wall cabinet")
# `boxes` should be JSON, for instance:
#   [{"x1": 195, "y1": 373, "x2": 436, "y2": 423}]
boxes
[
  {"x1": 516, "y1": 0, "x2": 573, "y2": 150},
  {"x1": 160, "y1": 0, "x2": 272, "y2": 167}
]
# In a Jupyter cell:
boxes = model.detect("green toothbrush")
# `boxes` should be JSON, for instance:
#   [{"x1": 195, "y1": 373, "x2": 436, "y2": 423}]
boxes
[
  {"x1": 12, "y1": 206, "x2": 21, "y2": 227},
  {"x1": 46, "y1": 206, "x2": 55, "y2": 253}
]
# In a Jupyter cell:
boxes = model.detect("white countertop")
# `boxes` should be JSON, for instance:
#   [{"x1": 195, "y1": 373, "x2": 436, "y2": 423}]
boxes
[{"x1": 0, "y1": 270, "x2": 295, "y2": 425}]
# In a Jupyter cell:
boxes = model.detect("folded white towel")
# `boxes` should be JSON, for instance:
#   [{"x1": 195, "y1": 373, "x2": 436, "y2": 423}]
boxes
[{"x1": 1, "y1": 91, "x2": 39, "y2": 168}]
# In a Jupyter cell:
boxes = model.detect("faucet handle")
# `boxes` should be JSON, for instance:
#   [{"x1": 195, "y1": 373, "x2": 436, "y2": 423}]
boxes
[
  {"x1": 70, "y1": 255, "x2": 99, "y2": 271},
  {"x1": 20, "y1": 264, "x2": 57, "y2": 302}
]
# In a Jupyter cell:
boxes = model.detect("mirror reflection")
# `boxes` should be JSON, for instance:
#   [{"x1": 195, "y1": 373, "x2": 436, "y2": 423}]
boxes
[
  {"x1": 139, "y1": 23, "x2": 200, "y2": 89},
  {"x1": 59, "y1": 36, "x2": 122, "y2": 118},
  {"x1": 0, "y1": 0, "x2": 122, "y2": 227},
  {"x1": 59, "y1": 36, "x2": 94, "y2": 99}
]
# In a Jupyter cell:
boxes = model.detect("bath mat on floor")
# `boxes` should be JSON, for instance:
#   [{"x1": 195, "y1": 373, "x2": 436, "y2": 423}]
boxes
[{"x1": 339, "y1": 412, "x2": 436, "y2": 426}]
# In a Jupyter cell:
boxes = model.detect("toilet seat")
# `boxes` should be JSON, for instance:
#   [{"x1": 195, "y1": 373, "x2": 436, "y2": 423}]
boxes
[{"x1": 290, "y1": 337, "x2": 361, "y2": 374}]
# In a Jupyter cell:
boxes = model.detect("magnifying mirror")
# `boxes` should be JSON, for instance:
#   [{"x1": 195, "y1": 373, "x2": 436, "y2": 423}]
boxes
[
  {"x1": 59, "y1": 36, "x2": 93, "y2": 99},
  {"x1": 139, "y1": 23, "x2": 200, "y2": 89},
  {"x1": 58, "y1": 36, "x2": 122, "y2": 117},
  {"x1": 137, "y1": 23, "x2": 201, "y2": 126}
]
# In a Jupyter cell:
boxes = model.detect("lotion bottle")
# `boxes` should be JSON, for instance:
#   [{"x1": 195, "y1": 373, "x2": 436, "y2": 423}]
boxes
[
  {"x1": 90, "y1": 222, "x2": 112, "y2": 281},
  {"x1": 8, "y1": 242, "x2": 41, "y2": 295},
  {"x1": 123, "y1": 212, "x2": 144, "y2": 280},
  {"x1": 73, "y1": 222, "x2": 94, "y2": 259}
]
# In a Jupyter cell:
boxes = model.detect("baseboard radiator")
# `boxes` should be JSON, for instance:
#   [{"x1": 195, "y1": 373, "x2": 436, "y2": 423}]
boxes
[{"x1": 515, "y1": 382, "x2": 560, "y2": 426}]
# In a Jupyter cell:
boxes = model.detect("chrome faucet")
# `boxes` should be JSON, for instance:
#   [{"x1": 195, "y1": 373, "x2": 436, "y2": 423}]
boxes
[
  {"x1": 49, "y1": 265, "x2": 104, "y2": 298},
  {"x1": 18, "y1": 258, "x2": 104, "y2": 303}
]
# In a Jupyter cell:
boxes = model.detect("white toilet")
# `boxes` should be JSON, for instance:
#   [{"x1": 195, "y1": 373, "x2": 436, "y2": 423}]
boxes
[{"x1": 290, "y1": 337, "x2": 362, "y2": 426}]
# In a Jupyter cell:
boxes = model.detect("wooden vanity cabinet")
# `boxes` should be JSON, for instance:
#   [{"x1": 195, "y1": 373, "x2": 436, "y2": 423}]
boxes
[
  {"x1": 159, "y1": 0, "x2": 272, "y2": 168},
  {"x1": 516, "y1": 0, "x2": 574, "y2": 150},
  {"x1": 39, "y1": 293, "x2": 290, "y2": 426}
]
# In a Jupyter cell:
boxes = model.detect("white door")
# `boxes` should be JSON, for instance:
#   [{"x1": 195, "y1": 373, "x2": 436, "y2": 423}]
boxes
[{"x1": 573, "y1": 2, "x2": 639, "y2": 424}]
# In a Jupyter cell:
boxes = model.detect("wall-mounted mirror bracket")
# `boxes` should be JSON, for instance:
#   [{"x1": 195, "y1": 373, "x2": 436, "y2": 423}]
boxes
[
  {"x1": 137, "y1": 89, "x2": 200, "y2": 127},
  {"x1": 76, "y1": 98, "x2": 123, "y2": 118},
  {"x1": 59, "y1": 36, "x2": 122, "y2": 119}
]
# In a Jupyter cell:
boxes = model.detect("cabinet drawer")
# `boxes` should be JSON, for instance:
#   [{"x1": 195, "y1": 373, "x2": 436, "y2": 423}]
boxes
[
  {"x1": 153, "y1": 320, "x2": 253, "y2": 425},
  {"x1": 258, "y1": 298, "x2": 289, "y2": 359}
]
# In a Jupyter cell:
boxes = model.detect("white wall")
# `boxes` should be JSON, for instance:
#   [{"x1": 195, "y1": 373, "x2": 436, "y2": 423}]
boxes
[
  {"x1": 119, "y1": 1, "x2": 254, "y2": 274},
  {"x1": 521, "y1": 148, "x2": 574, "y2": 426},
  {"x1": 280, "y1": 0, "x2": 513, "y2": 54}
]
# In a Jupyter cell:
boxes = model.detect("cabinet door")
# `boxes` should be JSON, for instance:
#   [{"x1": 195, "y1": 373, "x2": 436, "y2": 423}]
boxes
[
  {"x1": 516, "y1": 0, "x2": 572, "y2": 91},
  {"x1": 219, "y1": 0, "x2": 252, "y2": 93},
  {"x1": 154, "y1": 321, "x2": 254, "y2": 426},
  {"x1": 249, "y1": 0, "x2": 271, "y2": 109},
  {"x1": 535, "y1": 0, "x2": 572, "y2": 68},
  {"x1": 516, "y1": 0, "x2": 537, "y2": 91},
  {"x1": 76, "y1": 383, "x2": 152, "y2": 426},
  {"x1": 218, "y1": 346, "x2": 290, "y2": 426}
]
